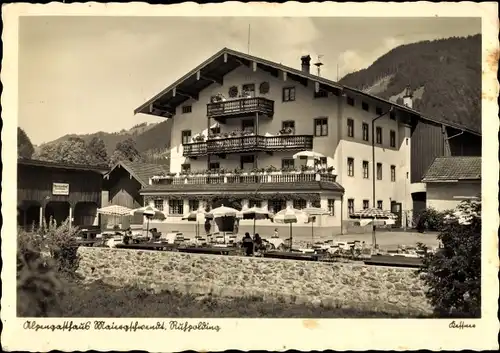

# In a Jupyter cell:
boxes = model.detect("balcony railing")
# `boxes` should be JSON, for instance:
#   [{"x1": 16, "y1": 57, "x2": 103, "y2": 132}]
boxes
[
  {"x1": 207, "y1": 97, "x2": 274, "y2": 118},
  {"x1": 183, "y1": 134, "x2": 313, "y2": 157},
  {"x1": 152, "y1": 171, "x2": 337, "y2": 186}
]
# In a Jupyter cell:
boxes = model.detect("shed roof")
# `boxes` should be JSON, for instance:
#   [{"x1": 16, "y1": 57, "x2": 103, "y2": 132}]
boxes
[
  {"x1": 18, "y1": 158, "x2": 109, "y2": 174},
  {"x1": 422, "y1": 156, "x2": 481, "y2": 182}
]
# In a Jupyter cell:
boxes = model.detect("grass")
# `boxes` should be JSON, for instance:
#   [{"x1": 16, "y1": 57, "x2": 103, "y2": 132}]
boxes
[{"x1": 50, "y1": 278, "x2": 432, "y2": 318}]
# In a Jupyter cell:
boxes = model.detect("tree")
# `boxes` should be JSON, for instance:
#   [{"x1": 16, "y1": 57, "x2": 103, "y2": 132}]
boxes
[
  {"x1": 18, "y1": 127, "x2": 35, "y2": 159},
  {"x1": 87, "y1": 137, "x2": 109, "y2": 166},
  {"x1": 110, "y1": 138, "x2": 143, "y2": 166},
  {"x1": 417, "y1": 198, "x2": 481, "y2": 317},
  {"x1": 35, "y1": 137, "x2": 92, "y2": 165}
]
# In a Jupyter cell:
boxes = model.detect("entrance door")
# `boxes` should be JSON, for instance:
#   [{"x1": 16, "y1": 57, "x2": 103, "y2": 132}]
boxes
[{"x1": 391, "y1": 201, "x2": 402, "y2": 228}]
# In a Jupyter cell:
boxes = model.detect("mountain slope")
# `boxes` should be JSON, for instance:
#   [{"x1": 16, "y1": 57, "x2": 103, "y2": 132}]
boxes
[
  {"x1": 41, "y1": 119, "x2": 173, "y2": 158},
  {"x1": 339, "y1": 34, "x2": 481, "y2": 133}
]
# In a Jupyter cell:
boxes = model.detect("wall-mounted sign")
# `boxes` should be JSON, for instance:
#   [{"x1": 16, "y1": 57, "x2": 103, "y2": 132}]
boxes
[{"x1": 52, "y1": 182, "x2": 70, "y2": 196}]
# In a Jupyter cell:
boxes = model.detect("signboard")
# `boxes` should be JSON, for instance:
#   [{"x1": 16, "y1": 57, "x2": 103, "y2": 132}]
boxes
[{"x1": 52, "y1": 182, "x2": 70, "y2": 196}]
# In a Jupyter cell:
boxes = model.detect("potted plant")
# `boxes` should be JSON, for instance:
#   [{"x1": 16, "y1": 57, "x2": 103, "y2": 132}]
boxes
[{"x1": 230, "y1": 131, "x2": 238, "y2": 137}]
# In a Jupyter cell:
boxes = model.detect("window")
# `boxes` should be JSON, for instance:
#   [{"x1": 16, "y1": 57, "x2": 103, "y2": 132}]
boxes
[
  {"x1": 240, "y1": 155, "x2": 255, "y2": 169},
  {"x1": 249, "y1": 200, "x2": 262, "y2": 208},
  {"x1": 154, "y1": 199, "x2": 164, "y2": 211},
  {"x1": 390, "y1": 111, "x2": 396, "y2": 120},
  {"x1": 181, "y1": 130, "x2": 191, "y2": 144},
  {"x1": 181, "y1": 163, "x2": 191, "y2": 173},
  {"x1": 390, "y1": 130, "x2": 396, "y2": 148},
  {"x1": 347, "y1": 97, "x2": 355, "y2": 106},
  {"x1": 377, "y1": 200, "x2": 383, "y2": 210},
  {"x1": 242, "y1": 83, "x2": 256, "y2": 97},
  {"x1": 181, "y1": 105, "x2": 192, "y2": 114},
  {"x1": 315, "y1": 157, "x2": 327, "y2": 169},
  {"x1": 362, "y1": 161, "x2": 369, "y2": 179},
  {"x1": 282, "y1": 120, "x2": 296, "y2": 134},
  {"x1": 282, "y1": 158, "x2": 295, "y2": 170},
  {"x1": 270, "y1": 200, "x2": 286, "y2": 213},
  {"x1": 362, "y1": 123, "x2": 369, "y2": 141},
  {"x1": 168, "y1": 200, "x2": 184, "y2": 215},
  {"x1": 347, "y1": 157, "x2": 354, "y2": 177},
  {"x1": 362, "y1": 102, "x2": 369, "y2": 111},
  {"x1": 314, "y1": 89, "x2": 328, "y2": 98},
  {"x1": 363, "y1": 200, "x2": 370, "y2": 210},
  {"x1": 314, "y1": 117, "x2": 328, "y2": 137},
  {"x1": 391, "y1": 165, "x2": 396, "y2": 182},
  {"x1": 242, "y1": 119, "x2": 255, "y2": 132},
  {"x1": 283, "y1": 87, "x2": 296, "y2": 102},
  {"x1": 311, "y1": 199, "x2": 321, "y2": 208},
  {"x1": 377, "y1": 163, "x2": 383, "y2": 180},
  {"x1": 376, "y1": 127, "x2": 383, "y2": 144},
  {"x1": 209, "y1": 162, "x2": 220, "y2": 171},
  {"x1": 189, "y1": 200, "x2": 200, "y2": 212},
  {"x1": 347, "y1": 118, "x2": 354, "y2": 138},
  {"x1": 211, "y1": 125, "x2": 221, "y2": 134},
  {"x1": 348, "y1": 199, "x2": 355, "y2": 215},
  {"x1": 293, "y1": 199, "x2": 307, "y2": 209},
  {"x1": 327, "y1": 199, "x2": 335, "y2": 216},
  {"x1": 375, "y1": 107, "x2": 383, "y2": 115}
]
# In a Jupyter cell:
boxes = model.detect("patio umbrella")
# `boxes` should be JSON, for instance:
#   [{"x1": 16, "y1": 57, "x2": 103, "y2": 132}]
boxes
[
  {"x1": 238, "y1": 206, "x2": 273, "y2": 235},
  {"x1": 182, "y1": 209, "x2": 213, "y2": 237},
  {"x1": 206, "y1": 205, "x2": 240, "y2": 218},
  {"x1": 293, "y1": 151, "x2": 325, "y2": 160},
  {"x1": 349, "y1": 208, "x2": 397, "y2": 247},
  {"x1": 272, "y1": 206, "x2": 308, "y2": 251},
  {"x1": 97, "y1": 205, "x2": 133, "y2": 229},
  {"x1": 302, "y1": 207, "x2": 330, "y2": 244},
  {"x1": 129, "y1": 206, "x2": 166, "y2": 237}
]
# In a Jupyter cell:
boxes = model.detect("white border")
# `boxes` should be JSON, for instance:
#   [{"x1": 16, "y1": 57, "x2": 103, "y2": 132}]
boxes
[{"x1": 2, "y1": 2, "x2": 499, "y2": 351}]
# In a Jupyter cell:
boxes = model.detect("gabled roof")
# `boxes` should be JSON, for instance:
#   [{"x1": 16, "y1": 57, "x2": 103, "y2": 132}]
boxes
[
  {"x1": 422, "y1": 156, "x2": 481, "y2": 182},
  {"x1": 134, "y1": 47, "x2": 480, "y2": 136},
  {"x1": 18, "y1": 158, "x2": 109, "y2": 174},
  {"x1": 104, "y1": 161, "x2": 170, "y2": 187}
]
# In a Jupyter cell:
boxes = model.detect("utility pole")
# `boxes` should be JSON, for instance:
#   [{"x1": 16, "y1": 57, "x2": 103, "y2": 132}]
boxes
[
  {"x1": 247, "y1": 24, "x2": 251, "y2": 54},
  {"x1": 371, "y1": 106, "x2": 394, "y2": 247}
]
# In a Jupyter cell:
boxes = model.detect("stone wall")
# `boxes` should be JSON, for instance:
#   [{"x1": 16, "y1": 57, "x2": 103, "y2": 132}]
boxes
[{"x1": 77, "y1": 247, "x2": 433, "y2": 316}]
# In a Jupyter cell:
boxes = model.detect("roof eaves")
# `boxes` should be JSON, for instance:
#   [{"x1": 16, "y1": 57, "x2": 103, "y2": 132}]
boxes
[{"x1": 134, "y1": 48, "x2": 229, "y2": 115}]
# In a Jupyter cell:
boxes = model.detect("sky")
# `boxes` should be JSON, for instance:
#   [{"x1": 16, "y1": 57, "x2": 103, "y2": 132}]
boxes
[{"x1": 18, "y1": 16, "x2": 481, "y2": 145}]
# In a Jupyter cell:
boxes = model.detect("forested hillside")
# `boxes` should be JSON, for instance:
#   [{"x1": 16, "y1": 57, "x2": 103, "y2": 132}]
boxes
[{"x1": 340, "y1": 35, "x2": 481, "y2": 133}]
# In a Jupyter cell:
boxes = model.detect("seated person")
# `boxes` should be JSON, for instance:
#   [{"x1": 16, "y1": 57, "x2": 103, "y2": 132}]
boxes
[
  {"x1": 123, "y1": 228, "x2": 132, "y2": 245},
  {"x1": 241, "y1": 232, "x2": 254, "y2": 256},
  {"x1": 253, "y1": 233, "x2": 264, "y2": 251},
  {"x1": 149, "y1": 228, "x2": 161, "y2": 242}
]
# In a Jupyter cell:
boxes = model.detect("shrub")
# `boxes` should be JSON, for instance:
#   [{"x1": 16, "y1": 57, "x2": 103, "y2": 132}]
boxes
[
  {"x1": 41, "y1": 218, "x2": 81, "y2": 277},
  {"x1": 414, "y1": 207, "x2": 449, "y2": 232},
  {"x1": 17, "y1": 228, "x2": 63, "y2": 316},
  {"x1": 417, "y1": 199, "x2": 481, "y2": 317}
]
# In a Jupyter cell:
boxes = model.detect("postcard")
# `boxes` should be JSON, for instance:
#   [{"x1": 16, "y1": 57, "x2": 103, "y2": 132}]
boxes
[{"x1": 2, "y1": 2, "x2": 499, "y2": 351}]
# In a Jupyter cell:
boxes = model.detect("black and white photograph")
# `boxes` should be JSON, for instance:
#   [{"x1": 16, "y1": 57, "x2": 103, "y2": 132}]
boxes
[{"x1": 2, "y1": 2, "x2": 498, "y2": 352}]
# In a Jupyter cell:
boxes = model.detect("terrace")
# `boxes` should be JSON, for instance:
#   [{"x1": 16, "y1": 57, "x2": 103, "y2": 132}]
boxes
[
  {"x1": 183, "y1": 132, "x2": 313, "y2": 157},
  {"x1": 207, "y1": 97, "x2": 274, "y2": 120},
  {"x1": 149, "y1": 167, "x2": 337, "y2": 186}
]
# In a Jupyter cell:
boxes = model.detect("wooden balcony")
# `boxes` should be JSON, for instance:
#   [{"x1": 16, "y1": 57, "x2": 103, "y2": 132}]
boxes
[
  {"x1": 206, "y1": 97, "x2": 274, "y2": 119},
  {"x1": 153, "y1": 171, "x2": 337, "y2": 186},
  {"x1": 183, "y1": 134, "x2": 313, "y2": 157}
]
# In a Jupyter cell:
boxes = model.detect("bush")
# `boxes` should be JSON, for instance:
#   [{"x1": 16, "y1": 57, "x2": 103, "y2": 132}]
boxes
[
  {"x1": 415, "y1": 207, "x2": 449, "y2": 232},
  {"x1": 17, "y1": 229, "x2": 63, "y2": 316},
  {"x1": 417, "y1": 199, "x2": 481, "y2": 317},
  {"x1": 17, "y1": 218, "x2": 82, "y2": 316},
  {"x1": 41, "y1": 218, "x2": 81, "y2": 277}
]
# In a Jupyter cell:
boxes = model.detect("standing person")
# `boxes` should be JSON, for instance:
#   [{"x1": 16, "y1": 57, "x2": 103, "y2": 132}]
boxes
[
  {"x1": 204, "y1": 219, "x2": 211, "y2": 235},
  {"x1": 233, "y1": 218, "x2": 239, "y2": 235},
  {"x1": 272, "y1": 228, "x2": 279, "y2": 238},
  {"x1": 241, "y1": 232, "x2": 254, "y2": 256}
]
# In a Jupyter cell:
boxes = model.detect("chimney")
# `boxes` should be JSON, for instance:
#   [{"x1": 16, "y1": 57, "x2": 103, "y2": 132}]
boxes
[
  {"x1": 301, "y1": 55, "x2": 311, "y2": 73},
  {"x1": 403, "y1": 85, "x2": 413, "y2": 109}
]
